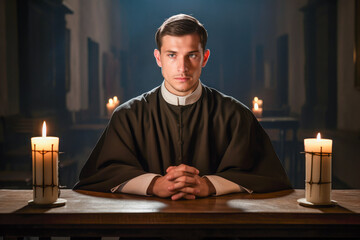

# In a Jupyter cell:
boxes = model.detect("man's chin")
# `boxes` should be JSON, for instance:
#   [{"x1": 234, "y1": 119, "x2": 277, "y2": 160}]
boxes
[
  {"x1": 165, "y1": 80, "x2": 198, "y2": 95},
  {"x1": 174, "y1": 84, "x2": 194, "y2": 93}
]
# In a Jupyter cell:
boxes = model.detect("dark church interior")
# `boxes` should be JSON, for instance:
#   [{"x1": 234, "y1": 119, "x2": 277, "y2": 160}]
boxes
[{"x1": 0, "y1": 0, "x2": 360, "y2": 239}]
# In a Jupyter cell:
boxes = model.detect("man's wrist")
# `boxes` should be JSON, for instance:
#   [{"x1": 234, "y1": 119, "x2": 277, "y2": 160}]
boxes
[
  {"x1": 146, "y1": 176, "x2": 161, "y2": 195},
  {"x1": 203, "y1": 176, "x2": 216, "y2": 195}
]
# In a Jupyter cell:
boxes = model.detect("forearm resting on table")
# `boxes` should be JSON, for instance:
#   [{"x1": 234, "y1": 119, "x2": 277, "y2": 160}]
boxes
[{"x1": 112, "y1": 173, "x2": 249, "y2": 197}]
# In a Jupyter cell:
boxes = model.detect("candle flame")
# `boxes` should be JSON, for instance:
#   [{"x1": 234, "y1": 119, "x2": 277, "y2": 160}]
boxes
[
  {"x1": 42, "y1": 121, "x2": 47, "y2": 137},
  {"x1": 254, "y1": 102, "x2": 259, "y2": 110},
  {"x1": 316, "y1": 132, "x2": 321, "y2": 141},
  {"x1": 109, "y1": 98, "x2": 113, "y2": 104},
  {"x1": 113, "y1": 96, "x2": 118, "y2": 102},
  {"x1": 254, "y1": 97, "x2": 258, "y2": 102}
]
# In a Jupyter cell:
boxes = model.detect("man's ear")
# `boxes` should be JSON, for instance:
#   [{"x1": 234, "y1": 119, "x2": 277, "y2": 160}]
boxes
[
  {"x1": 154, "y1": 49, "x2": 162, "y2": 67},
  {"x1": 201, "y1": 49, "x2": 210, "y2": 68}
]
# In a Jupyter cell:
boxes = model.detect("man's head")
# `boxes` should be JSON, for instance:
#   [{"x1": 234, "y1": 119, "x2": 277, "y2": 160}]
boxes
[
  {"x1": 154, "y1": 14, "x2": 210, "y2": 96},
  {"x1": 155, "y1": 14, "x2": 208, "y2": 53}
]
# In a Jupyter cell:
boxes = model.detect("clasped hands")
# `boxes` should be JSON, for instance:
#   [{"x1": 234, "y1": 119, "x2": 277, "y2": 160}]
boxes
[{"x1": 147, "y1": 164, "x2": 215, "y2": 200}]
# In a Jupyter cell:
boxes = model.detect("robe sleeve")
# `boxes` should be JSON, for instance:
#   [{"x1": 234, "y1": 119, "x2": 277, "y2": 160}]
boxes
[
  {"x1": 73, "y1": 108, "x2": 148, "y2": 192},
  {"x1": 215, "y1": 109, "x2": 292, "y2": 193}
]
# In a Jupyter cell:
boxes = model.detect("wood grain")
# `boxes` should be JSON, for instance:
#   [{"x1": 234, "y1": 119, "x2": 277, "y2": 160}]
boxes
[{"x1": 0, "y1": 189, "x2": 359, "y2": 238}]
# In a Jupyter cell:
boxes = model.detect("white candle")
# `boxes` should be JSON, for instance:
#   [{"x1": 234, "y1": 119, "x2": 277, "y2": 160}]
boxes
[
  {"x1": 113, "y1": 96, "x2": 120, "y2": 106},
  {"x1": 106, "y1": 96, "x2": 120, "y2": 117},
  {"x1": 106, "y1": 98, "x2": 115, "y2": 117},
  {"x1": 252, "y1": 96, "x2": 263, "y2": 108},
  {"x1": 31, "y1": 121, "x2": 59, "y2": 204},
  {"x1": 304, "y1": 133, "x2": 332, "y2": 204},
  {"x1": 252, "y1": 102, "x2": 263, "y2": 118}
]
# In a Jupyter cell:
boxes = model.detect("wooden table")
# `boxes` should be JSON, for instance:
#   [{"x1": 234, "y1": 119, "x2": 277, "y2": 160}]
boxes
[{"x1": 0, "y1": 189, "x2": 359, "y2": 239}]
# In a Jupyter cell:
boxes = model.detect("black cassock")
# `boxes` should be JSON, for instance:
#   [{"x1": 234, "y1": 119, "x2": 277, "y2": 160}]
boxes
[{"x1": 73, "y1": 85, "x2": 292, "y2": 193}]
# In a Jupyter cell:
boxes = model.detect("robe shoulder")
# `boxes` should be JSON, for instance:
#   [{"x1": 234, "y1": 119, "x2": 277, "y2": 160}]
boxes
[
  {"x1": 73, "y1": 87, "x2": 161, "y2": 192},
  {"x1": 202, "y1": 86, "x2": 257, "y2": 132},
  {"x1": 202, "y1": 86, "x2": 292, "y2": 192},
  {"x1": 113, "y1": 86, "x2": 160, "y2": 114}
]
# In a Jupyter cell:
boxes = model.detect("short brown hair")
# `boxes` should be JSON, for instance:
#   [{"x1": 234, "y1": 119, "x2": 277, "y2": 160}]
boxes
[{"x1": 155, "y1": 14, "x2": 208, "y2": 52}]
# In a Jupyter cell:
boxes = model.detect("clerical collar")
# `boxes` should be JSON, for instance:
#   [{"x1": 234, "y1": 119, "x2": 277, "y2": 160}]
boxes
[{"x1": 161, "y1": 80, "x2": 202, "y2": 106}]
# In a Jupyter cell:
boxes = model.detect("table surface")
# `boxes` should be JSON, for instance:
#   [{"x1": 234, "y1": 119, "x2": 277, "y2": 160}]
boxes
[{"x1": 0, "y1": 189, "x2": 359, "y2": 238}]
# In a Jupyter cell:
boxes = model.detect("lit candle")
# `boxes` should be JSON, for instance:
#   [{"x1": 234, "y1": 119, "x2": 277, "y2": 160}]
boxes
[
  {"x1": 304, "y1": 133, "x2": 333, "y2": 205},
  {"x1": 113, "y1": 96, "x2": 119, "y2": 105},
  {"x1": 252, "y1": 97, "x2": 263, "y2": 117},
  {"x1": 252, "y1": 102, "x2": 263, "y2": 118},
  {"x1": 252, "y1": 96, "x2": 263, "y2": 108},
  {"x1": 31, "y1": 121, "x2": 59, "y2": 204},
  {"x1": 106, "y1": 98, "x2": 115, "y2": 117},
  {"x1": 106, "y1": 96, "x2": 120, "y2": 117}
]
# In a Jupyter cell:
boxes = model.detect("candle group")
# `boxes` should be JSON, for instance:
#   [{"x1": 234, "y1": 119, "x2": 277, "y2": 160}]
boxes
[
  {"x1": 252, "y1": 97, "x2": 263, "y2": 118},
  {"x1": 31, "y1": 121, "x2": 59, "y2": 204},
  {"x1": 106, "y1": 96, "x2": 120, "y2": 117},
  {"x1": 304, "y1": 133, "x2": 333, "y2": 205}
]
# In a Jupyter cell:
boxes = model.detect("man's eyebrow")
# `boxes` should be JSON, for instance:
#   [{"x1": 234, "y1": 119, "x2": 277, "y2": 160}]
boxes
[{"x1": 164, "y1": 50, "x2": 200, "y2": 54}]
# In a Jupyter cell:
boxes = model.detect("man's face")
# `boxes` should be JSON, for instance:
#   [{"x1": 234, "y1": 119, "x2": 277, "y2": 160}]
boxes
[{"x1": 154, "y1": 34, "x2": 210, "y2": 96}]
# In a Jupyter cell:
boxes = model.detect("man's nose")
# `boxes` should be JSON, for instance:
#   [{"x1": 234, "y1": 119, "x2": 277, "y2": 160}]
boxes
[{"x1": 177, "y1": 57, "x2": 189, "y2": 73}]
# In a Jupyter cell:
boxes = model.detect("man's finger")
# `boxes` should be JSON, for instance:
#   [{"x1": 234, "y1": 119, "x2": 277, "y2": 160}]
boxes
[
  {"x1": 166, "y1": 171, "x2": 197, "y2": 181},
  {"x1": 166, "y1": 166, "x2": 176, "y2": 173},
  {"x1": 171, "y1": 192, "x2": 196, "y2": 200},
  {"x1": 168, "y1": 179, "x2": 196, "y2": 191},
  {"x1": 174, "y1": 175, "x2": 200, "y2": 185},
  {"x1": 171, "y1": 192, "x2": 187, "y2": 200},
  {"x1": 180, "y1": 187, "x2": 200, "y2": 195},
  {"x1": 176, "y1": 164, "x2": 200, "y2": 175},
  {"x1": 183, "y1": 194, "x2": 196, "y2": 200},
  {"x1": 168, "y1": 182, "x2": 186, "y2": 191}
]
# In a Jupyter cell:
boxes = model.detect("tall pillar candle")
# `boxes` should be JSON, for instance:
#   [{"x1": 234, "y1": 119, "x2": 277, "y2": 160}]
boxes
[
  {"x1": 31, "y1": 121, "x2": 59, "y2": 204},
  {"x1": 304, "y1": 133, "x2": 332, "y2": 205}
]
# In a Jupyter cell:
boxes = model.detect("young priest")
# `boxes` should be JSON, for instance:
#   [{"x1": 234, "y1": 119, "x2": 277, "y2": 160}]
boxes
[{"x1": 73, "y1": 14, "x2": 292, "y2": 200}]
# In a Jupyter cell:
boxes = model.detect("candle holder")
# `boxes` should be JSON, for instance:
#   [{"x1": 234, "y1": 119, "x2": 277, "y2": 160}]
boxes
[
  {"x1": 297, "y1": 148, "x2": 337, "y2": 207},
  {"x1": 28, "y1": 143, "x2": 66, "y2": 208}
]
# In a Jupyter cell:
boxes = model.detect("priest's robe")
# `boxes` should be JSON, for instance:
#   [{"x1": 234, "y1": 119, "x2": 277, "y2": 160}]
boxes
[{"x1": 73, "y1": 85, "x2": 292, "y2": 193}]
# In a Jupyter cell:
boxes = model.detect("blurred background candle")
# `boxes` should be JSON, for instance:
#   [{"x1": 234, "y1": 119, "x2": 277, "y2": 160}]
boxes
[
  {"x1": 106, "y1": 96, "x2": 120, "y2": 117},
  {"x1": 252, "y1": 97, "x2": 263, "y2": 117},
  {"x1": 113, "y1": 96, "x2": 119, "y2": 106},
  {"x1": 31, "y1": 121, "x2": 59, "y2": 204},
  {"x1": 106, "y1": 98, "x2": 115, "y2": 116},
  {"x1": 252, "y1": 102, "x2": 263, "y2": 117},
  {"x1": 304, "y1": 133, "x2": 333, "y2": 204},
  {"x1": 252, "y1": 96, "x2": 263, "y2": 108}
]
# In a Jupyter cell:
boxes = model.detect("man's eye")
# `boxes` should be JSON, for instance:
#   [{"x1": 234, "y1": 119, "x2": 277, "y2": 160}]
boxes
[
  {"x1": 168, "y1": 54, "x2": 175, "y2": 58},
  {"x1": 189, "y1": 54, "x2": 197, "y2": 59}
]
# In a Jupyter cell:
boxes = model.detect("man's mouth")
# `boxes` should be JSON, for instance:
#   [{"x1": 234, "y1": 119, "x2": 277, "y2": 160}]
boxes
[{"x1": 174, "y1": 76, "x2": 191, "y2": 82}]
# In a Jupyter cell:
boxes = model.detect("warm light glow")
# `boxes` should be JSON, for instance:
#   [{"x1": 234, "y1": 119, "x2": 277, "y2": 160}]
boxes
[
  {"x1": 254, "y1": 97, "x2": 258, "y2": 102},
  {"x1": 42, "y1": 121, "x2": 47, "y2": 137},
  {"x1": 316, "y1": 132, "x2": 321, "y2": 141},
  {"x1": 113, "y1": 96, "x2": 118, "y2": 102},
  {"x1": 109, "y1": 98, "x2": 113, "y2": 104},
  {"x1": 254, "y1": 103, "x2": 259, "y2": 110}
]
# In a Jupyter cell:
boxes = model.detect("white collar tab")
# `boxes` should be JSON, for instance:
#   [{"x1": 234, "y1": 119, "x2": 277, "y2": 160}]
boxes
[{"x1": 161, "y1": 80, "x2": 202, "y2": 106}]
